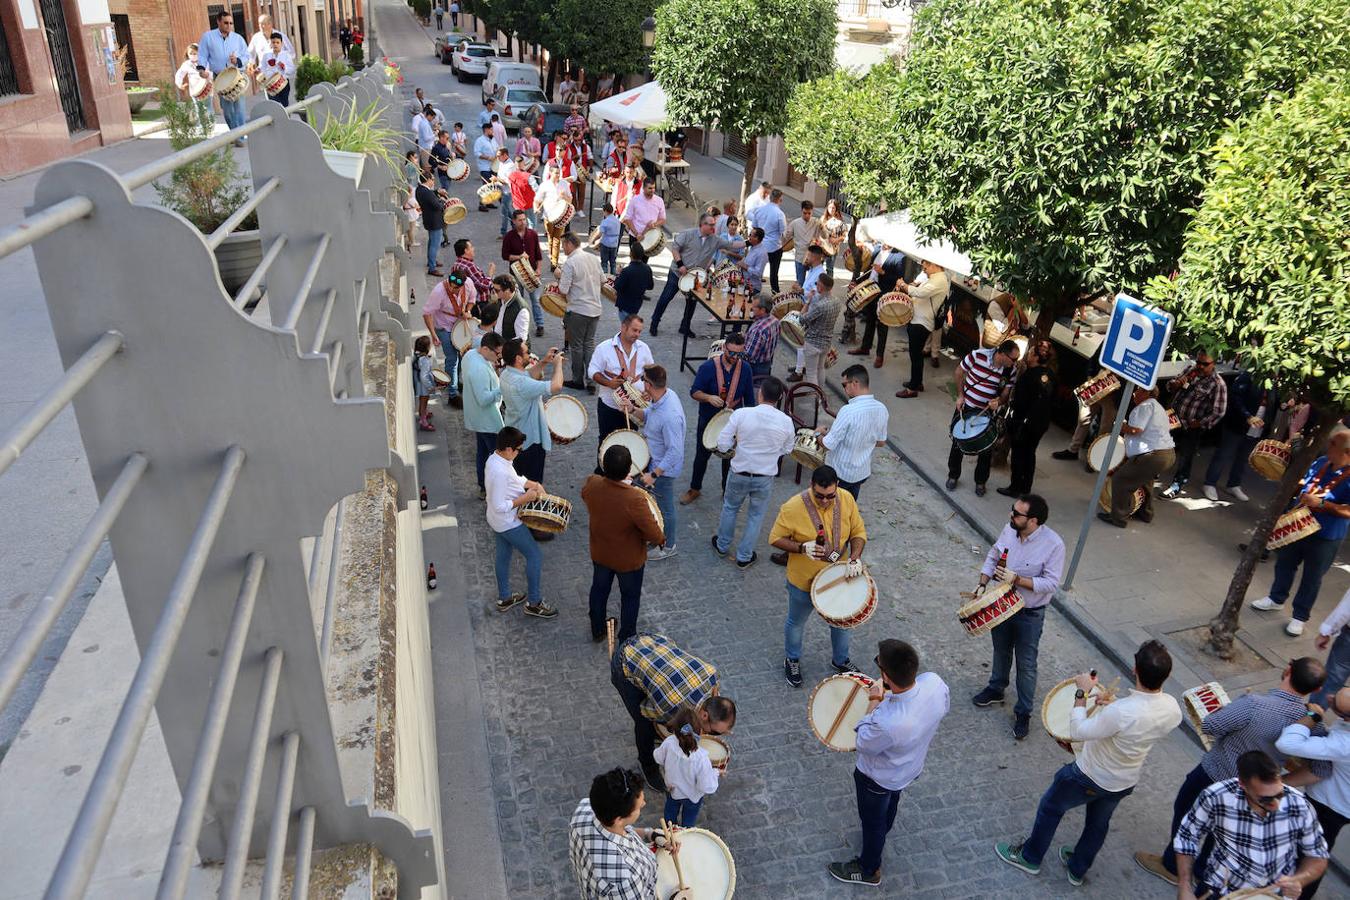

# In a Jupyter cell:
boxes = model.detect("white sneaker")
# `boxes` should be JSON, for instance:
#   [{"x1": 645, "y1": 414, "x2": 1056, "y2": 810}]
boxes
[
  {"x1": 1228, "y1": 486, "x2": 1250, "y2": 502},
  {"x1": 1250, "y1": 596, "x2": 1281, "y2": 611},
  {"x1": 647, "y1": 546, "x2": 678, "y2": 561},
  {"x1": 1286, "y1": 619, "x2": 1305, "y2": 637},
  {"x1": 1202, "y1": 485, "x2": 1219, "y2": 501}
]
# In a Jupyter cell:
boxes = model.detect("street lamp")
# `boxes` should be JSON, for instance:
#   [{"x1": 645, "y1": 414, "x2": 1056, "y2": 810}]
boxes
[{"x1": 641, "y1": 16, "x2": 656, "y2": 50}]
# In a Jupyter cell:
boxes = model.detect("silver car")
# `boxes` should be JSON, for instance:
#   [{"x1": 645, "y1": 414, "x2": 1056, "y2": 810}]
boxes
[
  {"x1": 450, "y1": 41, "x2": 496, "y2": 81},
  {"x1": 486, "y1": 86, "x2": 551, "y2": 134}
]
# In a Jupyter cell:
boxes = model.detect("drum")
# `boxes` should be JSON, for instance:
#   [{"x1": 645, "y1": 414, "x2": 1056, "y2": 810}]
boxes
[
  {"x1": 666, "y1": 146, "x2": 685, "y2": 163},
  {"x1": 214, "y1": 66, "x2": 247, "y2": 102},
  {"x1": 779, "y1": 233, "x2": 795, "y2": 255},
  {"x1": 540, "y1": 285, "x2": 568, "y2": 317},
  {"x1": 450, "y1": 319, "x2": 476, "y2": 354},
  {"x1": 653, "y1": 828, "x2": 735, "y2": 900},
  {"x1": 599, "y1": 430, "x2": 650, "y2": 477},
  {"x1": 1249, "y1": 439, "x2": 1292, "y2": 481},
  {"x1": 442, "y1": 198, "x2": 467, "y2": 226},
  {"x1": 518, "y1": 493, "x2": 572, "y2": 533},
  {"x1": 951, "y1": 412, "x2": 999, "y2": 456},
  {"x1": 510, "y1": 256, "x2": 541, "y2": 290},
  {"x1": 807, "y1": 673, "x2": 876, "y2": 751},
  {"x1": 700, "y1": 735, "x2": 730, "y2": 772},
  {"x1": 1182, "y1": 682, "x2": 1230, "y2": 751},
  {"x1": 1267, "y1": 506, "x2": 1320, "y2": 550},
  {"x1": 543, "y1": 394, "x2": 588, "y2": 445},
  {"x1": 824, "y1": 347, "x2": 840, "y2": 370},
  {"x1": 188, "y1": 70, "x2": 213, "y2": 101},
  {"x1": 703, "y1": 408, "x2": 735, "y2": 459},
  {"x1": 811, "y1": 562, "x2": 877, "y2": 629},
  {"x1": 601, "y1": 276, "x2": 617, "y2": 302},
  {"x1": 770, "y1": 290, "x2": 804, "y2": 319},
  {"x1": 1086, "y1": 434, "x2": 1126, "y2": 474},
  {"x1": 619, "y1": 380, "x2": 650, "y2": 410},
  {"x1": 1041, "y1": 677, "x2": 1104, "y2": 744},
  {"x1": 842, "y1": 244, "x2": 874, "y2": 274},
  {"x1": 1218, "y1": 889, "x2": 1282, "y2": 900},
  {"x1": 639, "y1": 227, "x2": 666, "y2": 257},
  {"x1": 261, "y1": 71, "x2": 288, "y2": 97},
  {"x1": 430, "y1": 368, "x2": 451, "y2": 388},
  {"x1": 445, "y1": 157, "x2": 470, "y2": 182},
  {"x1": 593, "y1": 172, "x2": 615, "y2": 193},
  {"x1": 846, "y1": 281, "x2": 880, "y2": 314},
  {"x1": 1073, "y1": 372, "x2": 1121, "y2": 407},
  {"x1": 1098, "y1": 482, "x2": 1147, "y2": 516},
  {"x1": 642, "y1": 487, "x2": 665, "y2": 540},
  {"x1": 543, "y1": 194, "x2": 574, "y2": 228},
  {"x1": 780, "y1": 311, "x2": 806, "y2": 349},
  {"x1": 678, "y1": 267, "x2": 708, "y2": 294},
  {"x1": 710, "y1": 261, "x2": 738, "y2": 287},
  {"x1": 956, "y1": 582, "x2": 1024, "y2": 636},
  {"x1": 477, "y1": 183, "x2": 503, "y2": 205},
  {"x1": 790, "y1": 428, "x2": 826, "y2": 468},
  {"x1": 875, "y1": 292, "x2": 915, "y2": 328}
]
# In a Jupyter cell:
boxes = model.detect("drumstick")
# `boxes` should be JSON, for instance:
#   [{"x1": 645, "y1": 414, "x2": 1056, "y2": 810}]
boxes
[
  {"x1": 814, "y1": 566, "x2": 864, "y2": 595},
  {"x1": 606, "y1": 617, "x2": 616, "y2": 660},
  {"x1": 825, "y1": 679, "x2": 865, "y2": 746},
  {"x1": 663, "y1": 820, "x2": 688, "y2": 891}
]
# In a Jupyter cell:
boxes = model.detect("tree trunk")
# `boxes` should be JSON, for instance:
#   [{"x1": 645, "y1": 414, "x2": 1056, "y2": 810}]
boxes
[
  {"x1": 739, "y1": 134, "x2": 759, "y2": 214},
  {"x1": 1204, "y1": 415, "x2": 1334, "y2": 658},
  {"x1": 845, "y1": 219, "x2": 862, "y2": 280},
  {"x1": 545, "y1": 55, "x2": 558, "y2": 100}
]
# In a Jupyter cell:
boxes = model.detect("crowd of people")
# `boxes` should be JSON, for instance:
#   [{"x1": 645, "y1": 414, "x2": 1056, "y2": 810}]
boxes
[
  {"x1": 394, "y1": 71, "x2": 1350, "y2": 897},
  {"x1": 179, "y1": 12, "x2": 301, "y2": 140}
]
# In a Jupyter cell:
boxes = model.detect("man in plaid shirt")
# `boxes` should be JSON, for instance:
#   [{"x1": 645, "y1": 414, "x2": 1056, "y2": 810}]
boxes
[
  {"x1": 744, "y1": 295, "x2": 781, "y2": 378},
  {"x1": 451, "y1": 238, "x2": 495, "y2": 296},
  {"x1": 1160, "y1": 352, "x2": 1228, "y2": 498},
  {"x1": 569, "y1": 767, "x2": 661, "y2": 900},
  {"x1": 610, "y1": 633, "x2": 737, "y2": 791},
  {"x1": 1173, "y1": 750, "x2": 1328, "y2": 898}
]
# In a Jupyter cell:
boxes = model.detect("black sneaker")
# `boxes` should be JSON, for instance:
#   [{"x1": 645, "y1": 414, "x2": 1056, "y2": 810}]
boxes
[
  {"x1": 736, "y1": 552, "x2": 758, "y2": 570},
  {"x1": 524, "y1": 602, "x2": 559, "y2": 619},
  {"x1": 649, "y1": 324, "x2": 660, "y2": 337},
  {"x1": 711, "y1": 535, "x2": 727, "y2": 557},
  {"x1": 827, "y1": 859, "x2": 880, "y2": 886},
  {"x1": 971, "y1": 687, "x2": 1005, "y2": 707},
  {"x1": 784, "y1": 657, "x2": 803, "y2": 688},
  {"x1": 1051, "y1": 449, "x2": 1078, "y2": 461},
  {"x1": 1014, "y1": 713, "x2": 1031, "y2": 740},
  {"x1": 830, "y1": 658, "x2": 856, "y2": 674},
  {"x1": 641, "y1": 763, "x2": 668, "y2": 794},
  {"x1": 945, "y1": 478, "x2": 958, "y2": 490},
  {"x1": 495, "y1": 592, "x2": 526, "y2": 613}
]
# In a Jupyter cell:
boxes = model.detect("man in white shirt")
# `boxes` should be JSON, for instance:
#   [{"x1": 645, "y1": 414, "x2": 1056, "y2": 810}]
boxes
[
  {"x1": 1098, "y1": 385, "x2": 1176, "y2": 529},
  {"x1": 829, "y1": 639, "x2": 949, "y2": 887},
  {"x1": 894, "y1": 260, "x2": 951, "y2": 397},
  {"x1": 247, "y1": 14, "x2": 293, "y2": 67},
  {"x1": 819, "y1": 365, "x2": 889, "y2": 501},
  {"x1": 558, "y1": 232, "x2": 604, "y2": 391},
  {"x1": 587, "y1": 314, "x2": 654, "y2": 446},
  {"x1": 413, "y1": 106, "x2": 437, "y2": 168},
  {"x1": 742, "y1": 181, "x2": 772, "y2": 220},
  {"x1": 788, "y1": 201, "x2": 823, "y2": 284},
  {"x1": 996, "y1": 640, "x2": 1182, "y2": 886},
  {"x1": 473, "y1": 123, "x2": 500, "y2": 210},
  {"x1": 712, "y1": 376, "x2": 795, "y2": 568},
  {"x1": 255, "y1": 32, "x2": 295, "y2": 107},
  {"x1": 490, "y1": 275, "x2": 530, "y2": 343},
  {"x1": 1277, "y1": 685, "x2": 1350, "y2": 899},
  {"x1": 1312, "y1": 587, "x2": 1350, "y2": 707}
]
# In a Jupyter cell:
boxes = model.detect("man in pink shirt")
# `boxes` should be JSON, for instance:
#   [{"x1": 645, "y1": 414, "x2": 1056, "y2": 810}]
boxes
[
  {"x1": 421, "y1": 270, "x2": 477, "y2": 408},
  {"x1": 620, "y1": 180, "x2": 667, "y2": 249}
]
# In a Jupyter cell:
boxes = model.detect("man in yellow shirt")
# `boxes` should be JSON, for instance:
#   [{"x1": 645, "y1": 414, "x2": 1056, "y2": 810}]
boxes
[{"x1": 769, "y1": 465, "x2": 868, "y2": 687}]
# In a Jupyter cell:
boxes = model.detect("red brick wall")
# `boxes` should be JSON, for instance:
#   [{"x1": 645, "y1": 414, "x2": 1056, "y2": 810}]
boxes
[{"x1": 110, "y1": 0, "x2": 212, "y2": 89}]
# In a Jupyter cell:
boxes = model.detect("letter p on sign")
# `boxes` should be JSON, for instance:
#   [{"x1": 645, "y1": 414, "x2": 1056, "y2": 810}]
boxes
[{"x1": 1099, "y1": 293, "x2": 1174, "y2": 389}]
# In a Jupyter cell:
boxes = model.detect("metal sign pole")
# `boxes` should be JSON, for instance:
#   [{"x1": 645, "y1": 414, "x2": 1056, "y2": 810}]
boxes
[{"x1": 1063, "y1": 384, "x2": 1134, "y2": 590}]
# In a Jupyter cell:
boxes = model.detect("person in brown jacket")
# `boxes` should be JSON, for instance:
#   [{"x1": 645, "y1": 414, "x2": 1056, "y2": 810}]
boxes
[{"x1": 583, "y1": 443, "x2": 666, "y2": 642}]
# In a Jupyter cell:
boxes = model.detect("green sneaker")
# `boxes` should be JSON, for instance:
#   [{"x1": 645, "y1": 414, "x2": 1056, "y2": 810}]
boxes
[
  {"x1": 995, "y1": 842, "x2": 1040, "y2": 875},
  {"x1": 1059, "y1": 847, "x2": 1084, "y2": 886}
]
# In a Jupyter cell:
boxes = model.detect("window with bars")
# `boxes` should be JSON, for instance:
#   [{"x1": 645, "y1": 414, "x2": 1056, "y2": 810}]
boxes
[{"x1": 0, "y1": 17, "x2": 22, "y2": 96}]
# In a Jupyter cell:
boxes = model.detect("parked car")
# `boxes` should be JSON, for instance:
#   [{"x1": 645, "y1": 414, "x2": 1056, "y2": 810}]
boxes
[
  {"x1": 485, "y1": 86, "x2": 550, "y2": 133},
  {"x1": 482, "y1": 62, "x2": 542, "y2": 105},
  {"x1": 521, "y1": 102, "x2": 572, "y2": 141},
  {"x1": 448, "y1": 41, "x2": 497, "y2": 81},
  {"x1": 434, "y1": 35, "x2": 457, "y2": 64}
]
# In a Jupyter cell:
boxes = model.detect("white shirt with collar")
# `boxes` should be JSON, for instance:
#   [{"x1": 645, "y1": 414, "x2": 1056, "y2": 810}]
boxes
[
  {"x1": 587, "y1": 335, "x2": 654, "y2": 410},
  {"x1": 822, "y1": 394, "x2": 889, "y2": 483},
  {"x1": 1277, "y1": 718, "x2": 1350, "y2": 817},
  {"x1": 1318, "y1": 588, "x2": 1350, "y2": 638},
  {"x1": 559, "y1": 251, "x2": 604, "y2": 317},
  {"x1": 1070, "y1": 688, "x2": 1182, "y2": 793},
  {"x1": 413, "y1": 115, "x2": 435, "y2": 152},
  {"x1": 1124, "y1": 398, "x2": 1175, "y2": 456},
  {"x1": 485, "y1": 453, "x2": 527, "y2": 533},
  {"x1": 719, "y1": 403, "x2": 795, "y2": 476},
  {"x1": 495, "y1": 296, "x2": 531, "y2": 340}
]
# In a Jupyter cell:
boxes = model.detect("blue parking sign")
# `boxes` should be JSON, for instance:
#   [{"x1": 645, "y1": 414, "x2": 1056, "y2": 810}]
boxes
[{"x1": 1099, "y1": 293, "x2": 1175, "y2": 389}]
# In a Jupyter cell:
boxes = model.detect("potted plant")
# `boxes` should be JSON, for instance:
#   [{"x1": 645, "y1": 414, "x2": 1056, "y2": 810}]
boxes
[
  {"x1": 113, "y1": 46, "x2": 159, "y2": 114},
  {"x1": 347, "y1": 43, "x2": 365, "y2": 71},
  {"x1": 317, "y1": 99, "x2": 402, "y2": 185}
]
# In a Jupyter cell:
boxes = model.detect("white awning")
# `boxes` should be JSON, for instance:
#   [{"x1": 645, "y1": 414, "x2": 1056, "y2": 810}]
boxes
[
  {"x1": 587, "y1": 82, "x2": 669, "y2": 130},
  {"x1": 858, "y1": 210, "x2": 975, "y2": 277}
]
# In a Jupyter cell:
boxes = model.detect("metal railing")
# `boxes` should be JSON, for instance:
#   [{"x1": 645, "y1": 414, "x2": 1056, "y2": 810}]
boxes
[{"x1": 0, "y1": 69, "x2": 438, "y2": 898}]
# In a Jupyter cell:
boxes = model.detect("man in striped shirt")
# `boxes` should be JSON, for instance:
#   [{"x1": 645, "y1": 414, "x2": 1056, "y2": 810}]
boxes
[
  {"x1": 947, "y1": 341, "x2": 1020, "y2": 495},
  {"x1": 819, "y1": 365, "x2": 889, "y2": 501}
]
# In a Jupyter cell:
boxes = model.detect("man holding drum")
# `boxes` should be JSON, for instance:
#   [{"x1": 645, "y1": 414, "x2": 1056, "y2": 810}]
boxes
[
  {"x1": 769, "y1": 465, "x2": 867, "y2": 686},
  {"x1": 461, "y1": 333, "x2": 505, "y2": 494},
  {"x1": 499, "y1": 338, "x2": 566, "y2": 519},
  {"x1": 743, "y1": 294, "x2": 780, "y2": 379},
  {"x1": 502, "y1": 210, "x2": 544, "y2": 335},
  {"x1": 970, "y1": 493, "x2": 1064, "y2": 740},
  {"x1": 714, "y1": 377, "x2": 795, "y2": 569},
  {"x1": 421, "y1": 268, "x2": 475, "y2": 407},
  {"x1": 534, "y1": 165, "x2": 571, "y2": 270},
  {"x1": 945, "y1": 340, "x2": 1019, "y2": 495},
  {"x1": 588, "y1": 314, "x2": 654, "y2": 447},
  {"x1": 649, "y1": 214, "x2": 743, "y2": 339},
  {"x1": 620, "y1": 180, "x2": 667, "y2": 252},
  {"x1": 569, "y1": 768, "x2": 660, "y2": 900},
  {"x1": 583, "y1": 445, "x2": 666, "y2": 644},
  {"x1": 620, "y1": 365, "x2": 686, "y2": 560},
  {"x1": 681, "y1": 332, "x2": 755, "y2": 506},
  {"x1": 559, "y1": 232, "x2": 605, "y2": 392},
  {"x1": 996, "y1": 640, "x2": 1181, "y2": 886},
  {"x1": 828, "y1": 639, "x2": 949, "y2": 887},
  {"x1": 818, "y1": 365, "x2": 889, "y2": 501}
]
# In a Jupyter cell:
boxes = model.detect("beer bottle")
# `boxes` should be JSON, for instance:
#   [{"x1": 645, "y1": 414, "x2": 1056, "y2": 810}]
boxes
[{"x1": 427, "y1": 562, "x2": 438, "y2": 590}]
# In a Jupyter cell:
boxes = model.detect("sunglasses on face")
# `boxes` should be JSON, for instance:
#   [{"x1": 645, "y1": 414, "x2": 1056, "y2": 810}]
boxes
[
  {"x1": 1010, "y1": 508, "x2": 1029, "y2": 520},
  {"x1": 812, "y1": 490, "x2": 837, "y2": 503},
  {"x1": 1250, "y1": 787, "x2": 1285, "y2": 808}
]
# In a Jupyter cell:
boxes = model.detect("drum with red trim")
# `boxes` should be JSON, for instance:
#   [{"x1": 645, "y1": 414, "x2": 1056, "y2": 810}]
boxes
[{"x1": 957, "y1": 582, "x2": 1024, "y2": 636}]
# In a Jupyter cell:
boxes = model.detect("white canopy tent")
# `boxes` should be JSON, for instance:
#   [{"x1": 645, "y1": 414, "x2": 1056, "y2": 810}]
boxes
[
  {"x1": 858, "y1": 210, "x2": 975, "y2": 277},
  {"x1": 586, "y1": 81, "x2": 670, "y2": 130}
]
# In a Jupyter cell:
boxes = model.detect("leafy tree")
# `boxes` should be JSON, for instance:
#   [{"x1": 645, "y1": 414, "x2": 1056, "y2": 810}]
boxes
[
  {"x1": 653, "y1": 0, "x2": 837, "y2": 203},
  {"x1": 1146, "y1": 70, "x2": 1350, "y2": 656},
  {"x1": 153, "y1": 89, "x2": 252, "y2": 234},
  {"x1": 549, "y1": 0, "x2": 653, "y2": 80}
]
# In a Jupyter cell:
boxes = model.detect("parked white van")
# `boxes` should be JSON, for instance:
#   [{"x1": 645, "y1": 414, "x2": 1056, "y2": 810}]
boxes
[{"x1": 482, "y1": 62, "x2": 542, "y2": 105}]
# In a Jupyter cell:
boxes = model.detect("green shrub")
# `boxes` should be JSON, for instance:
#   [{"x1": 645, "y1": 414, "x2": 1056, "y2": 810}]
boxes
[
  {"x1": 413, "y1": 0, "x2": 431, "y2": 18},
  {"x1": 295, "y1": 54, "x2": 331, "y2": 100},
  {"x1": 153, "y1": 87, "x2": 254, "y2": 233},
  {"x1": 347, "y1": 44, "x2": 364, "y2": 67}
]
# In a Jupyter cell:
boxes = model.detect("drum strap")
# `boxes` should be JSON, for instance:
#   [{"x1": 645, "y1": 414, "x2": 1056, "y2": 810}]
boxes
[
  {"x1": 713, "y1": 358, "x2": 745, "y2": 408},
  {"x1": 613, "y1": 338, "x2": 641, "y2": 382},
  {"x1": 799, "y1": 491, "x2": 843, "y2": 556},
  {"x1": 1289, "y1": 462, "x2": 1350, "y2": 511},
  {"x1": 442, "y1": 280, "x2": 470, "y2": 319}
]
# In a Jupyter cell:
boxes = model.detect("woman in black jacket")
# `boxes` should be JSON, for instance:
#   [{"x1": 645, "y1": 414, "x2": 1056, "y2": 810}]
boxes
[{"x1": 999, "y1": 338, "x2": 1059, "y2": 497}]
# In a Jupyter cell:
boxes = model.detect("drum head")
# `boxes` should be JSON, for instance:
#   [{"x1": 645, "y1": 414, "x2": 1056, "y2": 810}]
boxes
[
  {"x1": 808, "y1": 674, "x2": 874, "y2": 751},
  {"x1": 600, "y1": 430, "x2": 650, "y2": 477},
  {"x1": 444, "y1": 200, "x2": 467, "y2": 225},
  {"x1": 446, "y1": 158, "x2": 469, "y2": 181},
  {"x1": 1086, "y1": 435, "x2": 1126, "y2": 473},
  {"x1": 700, "y1": 735, "x2": 730, "y2": 767},
  {"x1": 811, "y1": 563, "x2": 875, "y2": 624},
  {"x1": 544, "y1": 394, "x2": 587, "y2": 441},
  {"x1": 640, "y1": 229, "x2": 664, "y2": 253},
  {"x1": 702, "y1": 408, "x2": 734, "y2": 451},
  {"x1": 451, "y1": 319, "x2": 476, "y2": 353},
  {"x1": 544, "y1": 195, "x2": 570, "y2": 223},
  {"x1": 1041, "y1": 677, "x2": 1100, "y2": 742},
  {"x1": 654, "y1": 828, "x2": 735, "y2": 900},
  {"x1": 876, "y1": 294, "x2": 914, "y2": 327},
  {"x1": 679, "y1": 268, "x2": 707, "y2": 292},
  {"x1": 952, "y1": 415, "x2": 991, "y2": 441}
]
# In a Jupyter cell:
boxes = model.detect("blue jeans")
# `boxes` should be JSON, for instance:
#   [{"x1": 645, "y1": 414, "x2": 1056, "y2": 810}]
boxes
[
  {"x1": 588, "y1": 563, "x2": 643, "y2": 642},
  {"x1": 986, "y1": 605, "x2": 1046, "y2": 717},
  {"x1": 600, "y1": 244, "x2": 619, "y2": 274},
  {"x1": 663, "y1": 794, "x2": 703, "y2": 828},
  {"x1": 750, "y1": 360, "x2": 772, "y2": 379},
  {"x1": 1161, "y1": 763, "x2": 1216, "y2": 875},
  {"x1": 651, "y1": 474, "x2": 677, "y2": 548},
  {"x1": 219, "y1": 93, "x2": 245, "y2": 131},
  {"x1": 854, "y1": 768, "x2": 901, "y2": 877},
  {"x1": 474, "y1": 431, "x2": 496, "y2": 489},
  {"x1": 785, "y1": 581, "x2": 849, "y2": 666},
  {"x1": 494, "y1": 524, "x2": 542, "y2": 602},
  {"x1": 426, "y1": 226, "x2": 443, "y2": 271},
  {"x1": 1269, "y1": 535, "x2": 1342, "y2": 622},
  {"x1": 434, "y1": 328, "x2": 460, "y2": 396},
  {"x1": 716, "y1": 472, "x2": 773, "y2": 563},
  {"x1": 1204, "y1": 428, "x2": 1258, "y2": 488},
  {"x1": 649, "y1": 269, "x2": 682, "y2": 330},
  {"x1": 499, "y1": 191, "x2": 514, "y2": 235},
  {"x1": 1313, "y1": 626, "x2": 1350, "y2": 708},
  {"x1": 794, "y1": 261, "x2": 806, "y2": 284},
  {"x1": 838, "y1": 478, "x2": 866, "y2": 501},
  {"x1": 1020, "y1": 762, "x2": 1133, "y2": 876}
]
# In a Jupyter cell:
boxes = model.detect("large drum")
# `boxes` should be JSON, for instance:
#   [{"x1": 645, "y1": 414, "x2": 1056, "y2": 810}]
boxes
[
  {"x1": 601, "y1": 275, "x2": 617, "y2": 302},
  {"x1": 543, "y1": 194, "x2": 574, "y2": 228},
  {"x1": 770, "y1": 290, "x2": 804, "y2": 319},
  {"x1": 544, "y1": 394, "x2": 588, "y2": 445},
  {"x1": 260, "y1": 70, "x2": 288, "y2": 97},
  {"x1": 653, "y1": 828, "x2": 736, "y2": 900},
  {"x1": 807, "y1": 673, "x2": 876, "y2": 751},
  {"x1": 599, "y1": 429, "x2": 650, "y2": 477},
  {"x1": 188, "y1": 70, "x2": 213, "y2": 101},
  {"x1": 445, "y1": 157, "x2": 470, "y2": 182},
  {"x1": 842, "y1": 244, "x2": 874, "y2": 274},
  {"x1": 450, "y1": 318, "x2": 476, "y2": 354},
  {"x1": 700, "y1": 735, "x2": 730, "y2": 773},
  {"x1": 1249, "y1": 439, "x2": 1292, "y2": 481},
  {"x1": 540, "y1": 285, "x2": 568, "y2": 317},
  {"x1": 214, "y1": 66, "x2": 248, "y2": 102},
  {"x1": 510, "y1": 256, "x2": 541, "y2": 290},
  {"x1": 1041, "y1": 677, "x2": 1104, "y2": 745},
  {"x1": 477, "y1": 183, "x2": 503, "y2": 206},
  {"x1": 952, "y1": 412, "x2": 999, "y2": 456},
  {"x1": 957, "y1": 582, "x2": 1024, "y2": 636},
  {"x1": 875, "y1": 292, "x2": 915, "y2": 328},
  {"x1": 703, "y1": 408, "x2": 735, "y2": 459},
  {"x1": 1098, "y1": 482, "x2": 1146, "y2": 517},
  {"x1": 518, "y1": 493, "x2": 572, "y2": 533},
  {"x1": 846, "y1": 281, "x2": 880, "y2": 314},
  {"x1": 1267, "y1": 506, "x2": 1320, "y2": 550},
  {"x1": 639, "y1": 227, "x2": 666, "y2": 257},
  {"x1": 1182, "y1": 682, "x2": 1230, "y2": 751},
  {"x1": 790, "y1": 428, "x2": 825, "y2": 468},
  {"x1": 442, "y1": 198, "x2": 468, "y2": 225},
  {"x1": 811, "y1": 562, "x2": 877, "y2": 629},
  {"x1": 678, "y1": 267, "x2": 709, "y2": 295},
  {"x1": 1086, "y1": 434, "x2": 1126, "y2": 474},
  {"x1": 780, "y1": 311, "x2": 806, "y2": 349},
  {"x1": 1073, "y1": 372, "x2": 1121, "y2": 407}
]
